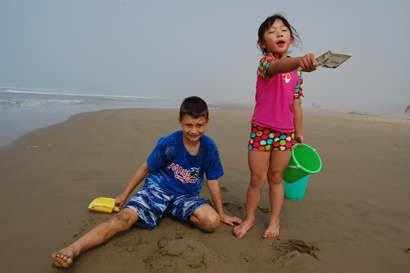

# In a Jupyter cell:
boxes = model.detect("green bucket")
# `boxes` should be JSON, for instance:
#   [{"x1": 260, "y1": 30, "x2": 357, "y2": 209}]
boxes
[{"x1": 283, "y1": 143, "x2": 322, "y2": 183}]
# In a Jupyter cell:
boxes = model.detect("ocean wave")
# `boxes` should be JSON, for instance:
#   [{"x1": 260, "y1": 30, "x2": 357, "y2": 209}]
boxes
[
  {"x1": 0, "y1": 87, "x2": 173, "y2": 108},
  {"x1": 0, "y1": 88, "x2": 163, "y2": 100},
  {"x1": 0, "y1": 98, "x2": 84, "y2": 107}
]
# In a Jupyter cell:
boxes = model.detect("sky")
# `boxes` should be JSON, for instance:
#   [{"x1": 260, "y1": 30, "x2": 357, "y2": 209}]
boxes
[{"x1": 1, "y1": 0, "x2": 409, "y2": 114}]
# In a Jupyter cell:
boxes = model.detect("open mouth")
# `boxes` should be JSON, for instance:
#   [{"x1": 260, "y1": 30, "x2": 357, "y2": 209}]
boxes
[{"x1": 277, "y1": 41, "x2": 285, "y2": 47}]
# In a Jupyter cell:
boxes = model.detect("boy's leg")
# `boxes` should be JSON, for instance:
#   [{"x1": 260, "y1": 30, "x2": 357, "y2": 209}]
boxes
[
  {"x1": 189, "y1": 205, "x2": 220, "y2": 232},
  {"x1": 264, "y1": 150, "x2": 292, "y2": 238},
  {"x1": 51, "y1": 208, "x2": 139, "y2": 268},
  {"x1": 233, "y1": 150, "x2": 270, "y2": 238},
  {"x1": 168, "y1": 194, "x2": 219, "y2": 233}
]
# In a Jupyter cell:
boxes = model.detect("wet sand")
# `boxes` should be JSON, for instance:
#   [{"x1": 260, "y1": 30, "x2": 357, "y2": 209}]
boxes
[{"x1": 1, "y1": 105, "x2": 410, "y2": 272}]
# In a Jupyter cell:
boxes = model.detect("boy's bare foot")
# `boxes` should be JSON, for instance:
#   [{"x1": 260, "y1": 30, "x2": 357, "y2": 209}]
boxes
[
  {"x1": 51, "y1": 245, "x2": 78, "y2": 268},
  {"x1": 262, "y1": 223, "x2": 280, "y2": 238},
  {"x1": 233, "y1": 220, "x2": 254, "y2": 238}
]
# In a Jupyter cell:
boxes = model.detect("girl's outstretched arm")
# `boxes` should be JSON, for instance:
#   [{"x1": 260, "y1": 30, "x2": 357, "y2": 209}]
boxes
[
  {"x1": 293, "y1": 99, "x2": 304, "y2": 146},
  {"x1": 115, "y1": 161, "x2": 150, "y2": 209},
  {"x1": 268, "y1": 53, "x2": 317, "y2": 76}
]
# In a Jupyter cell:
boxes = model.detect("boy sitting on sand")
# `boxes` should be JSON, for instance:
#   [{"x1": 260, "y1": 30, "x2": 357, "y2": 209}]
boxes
[{"x1": 52, "y1": 96, "x2": 243, "y2": 268}]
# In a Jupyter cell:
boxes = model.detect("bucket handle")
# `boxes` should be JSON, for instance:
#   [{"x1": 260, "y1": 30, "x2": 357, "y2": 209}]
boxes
[{"x1": 287, "y1": 165, "x2": 300, "y2": 169}]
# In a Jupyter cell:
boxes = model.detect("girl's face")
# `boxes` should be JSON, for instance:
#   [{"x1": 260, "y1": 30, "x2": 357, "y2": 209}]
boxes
[{"x1": 258, "y1": 19, "x2": 294, "y2": 56}]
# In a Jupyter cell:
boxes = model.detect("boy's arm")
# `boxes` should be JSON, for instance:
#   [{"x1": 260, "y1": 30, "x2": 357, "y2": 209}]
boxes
[
  {"x1": 268, "y1": 53, "x2": 317, "y2": 76},
  {"x1": 293, "y1": 99, "x2": 304, "y2": 146},
  {"x1": 115, "y1": 161, "x2": 150, "y2": 209},
  {"x1": 206, "y1": 179, "x2": 243, "y2": 226}
]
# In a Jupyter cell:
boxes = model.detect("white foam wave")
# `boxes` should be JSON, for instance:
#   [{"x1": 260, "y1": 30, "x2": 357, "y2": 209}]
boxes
[
  {"x1": 1, "y1": 98, "x2": 84, "y2": 107},
  {"x1": 0, "y1": 87, "x2": 162, "y2": 100}
]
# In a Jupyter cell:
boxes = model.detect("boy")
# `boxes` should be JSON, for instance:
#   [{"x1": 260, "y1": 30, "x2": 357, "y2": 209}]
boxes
[{"x1": 52, "y1": 96, "x2": 242, "y2": 268}]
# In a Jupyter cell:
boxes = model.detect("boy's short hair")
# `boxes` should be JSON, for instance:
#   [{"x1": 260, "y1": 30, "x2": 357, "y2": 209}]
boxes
[{"x1": 179, "y1": 96, "x2": 209, "y2": 120}]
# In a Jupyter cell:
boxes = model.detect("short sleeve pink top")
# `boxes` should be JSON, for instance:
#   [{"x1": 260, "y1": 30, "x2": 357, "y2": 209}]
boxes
[{"x1": 251, "y1": 53, "x2": 303, "y2": 132}]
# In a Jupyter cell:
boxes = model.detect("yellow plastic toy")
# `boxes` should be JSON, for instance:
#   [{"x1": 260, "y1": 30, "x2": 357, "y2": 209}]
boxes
[{"x1": 88, "y1": 197, "x2": 120, "y2": 213}]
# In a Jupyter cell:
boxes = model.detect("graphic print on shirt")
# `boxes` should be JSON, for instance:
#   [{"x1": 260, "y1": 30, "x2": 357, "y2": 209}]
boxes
[
  {"x1": 282, "y1": 73, "x2": 292, "y2": 83},
  {"x1": 167, "y1": 163, "x2": 200, "y2": 184}
]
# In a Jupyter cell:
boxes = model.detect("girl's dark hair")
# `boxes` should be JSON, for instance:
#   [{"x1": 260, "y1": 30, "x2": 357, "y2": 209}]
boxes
[
  {"x1": 179, "y1": 96, "x2": 209, "y2": 120},
  {"x1": 257, "y1": 13, "x2": 302, "y2": 55}
]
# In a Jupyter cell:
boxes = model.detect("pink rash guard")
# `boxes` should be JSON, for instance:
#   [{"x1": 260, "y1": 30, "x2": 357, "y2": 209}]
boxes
[{"x1": 251, "y1": 53, "x2": 303, "y2": 132}]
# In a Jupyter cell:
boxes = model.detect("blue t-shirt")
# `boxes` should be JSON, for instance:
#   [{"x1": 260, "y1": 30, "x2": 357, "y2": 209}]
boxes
[{"x1": 146, "y1": 131, "x2": 224, "y2": 196}]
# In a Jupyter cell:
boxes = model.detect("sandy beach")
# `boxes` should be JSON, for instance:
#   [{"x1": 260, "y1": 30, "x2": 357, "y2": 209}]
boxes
[{"x1": 1, "y1": 105, "x2": 410, "y2": 272}]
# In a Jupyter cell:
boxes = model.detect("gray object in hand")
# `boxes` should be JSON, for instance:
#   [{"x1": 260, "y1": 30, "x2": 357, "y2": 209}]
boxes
[{"x1": 298, "y1": 50, "x2": 353, "y2": 71}]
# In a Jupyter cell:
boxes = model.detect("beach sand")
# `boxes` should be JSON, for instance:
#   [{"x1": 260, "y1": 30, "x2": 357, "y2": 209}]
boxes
[{"x1": 1, "y1": 106, "x2": 410, "y2": 272}]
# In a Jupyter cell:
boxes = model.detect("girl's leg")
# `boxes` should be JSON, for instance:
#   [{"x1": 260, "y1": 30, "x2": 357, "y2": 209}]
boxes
[
  {"x1": 263, "y1": 150, "x2": 292, "y2": 238},
  {"x1": 233, "y1": 150, "x2": 270, "y2": 238},
  {"x1": 189, "y1": 205, "x2": 220, "y2": 232},
  {"x1": 51, "y1": 208, "x2": 139, "y2": 268}
]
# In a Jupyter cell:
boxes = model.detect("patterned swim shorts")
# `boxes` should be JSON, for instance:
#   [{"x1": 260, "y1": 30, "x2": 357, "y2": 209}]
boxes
[
  {"x1": 124, "y1": 181, "x2": 209, "y2": 229},
  {"x1": 248, "y1": 123, "x2": 295, "y2": 151}
]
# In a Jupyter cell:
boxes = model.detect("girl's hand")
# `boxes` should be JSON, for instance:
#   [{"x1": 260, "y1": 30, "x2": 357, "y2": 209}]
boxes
[
  {"x1": 115, "y1": 193, "x2": 128, "y2": 210},
  {"x1": 220, "y1": 213, "x2": 243, "y2": 226},
  {"x1": 295, "y1": 133, "x2": 304, "y2": 146},
  {"x1": 299, "y1": 53, "x2": 317, "y2": 72}
]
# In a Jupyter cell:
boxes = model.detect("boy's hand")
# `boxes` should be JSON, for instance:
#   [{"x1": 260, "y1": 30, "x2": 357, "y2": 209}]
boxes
[
  {"x1": 115, "y1": 193, "x2": 128, "y2": 210},
  {"x1": 220, "y1": 213, "x2": 243, "y2": 226}
]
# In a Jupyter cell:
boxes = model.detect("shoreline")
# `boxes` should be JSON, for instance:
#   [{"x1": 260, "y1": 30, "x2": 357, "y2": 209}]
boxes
[{"x1": 2, "y1": 102, "x2": 409, "y2": 149}]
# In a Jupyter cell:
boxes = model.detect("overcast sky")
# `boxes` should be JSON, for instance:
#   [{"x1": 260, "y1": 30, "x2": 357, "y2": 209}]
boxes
[{"x1": 1, "y1": 0, "x2": 409, "y2": 114}]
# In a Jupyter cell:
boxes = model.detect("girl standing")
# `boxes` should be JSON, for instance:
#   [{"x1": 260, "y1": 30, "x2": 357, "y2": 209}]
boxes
[{"x1": 234, "y1": 14, "x2": 317, "y2": 238}]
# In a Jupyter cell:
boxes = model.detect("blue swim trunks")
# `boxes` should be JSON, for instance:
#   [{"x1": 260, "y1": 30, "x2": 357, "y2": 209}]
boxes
[{"x1": 124, "y1": 180, "x2": 209, "y2": 229}]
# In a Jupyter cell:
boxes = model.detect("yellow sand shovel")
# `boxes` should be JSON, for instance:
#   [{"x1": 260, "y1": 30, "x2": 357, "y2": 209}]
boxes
[{"x1": 88, "y1": 197, "x2": 120, "y2": 213}]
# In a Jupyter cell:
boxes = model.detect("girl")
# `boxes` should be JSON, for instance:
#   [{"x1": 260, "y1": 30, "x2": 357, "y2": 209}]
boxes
[{"x1": 234, "y1": 14, "x2": 317, "y2": 238}]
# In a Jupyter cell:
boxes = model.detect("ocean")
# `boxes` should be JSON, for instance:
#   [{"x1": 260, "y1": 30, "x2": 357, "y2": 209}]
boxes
[{"x1": 0, "y1": 88, "x2": 180, "y2": 148}]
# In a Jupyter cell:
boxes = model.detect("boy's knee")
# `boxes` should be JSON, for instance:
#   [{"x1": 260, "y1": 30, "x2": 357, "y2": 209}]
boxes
[
  {"x1": 109, "y1": 211, "x2": 134, "y2": 231},
  {"x1": 201, "y1": 213, "x2": 220, "y2": 232},
  {"x1": 190, "y1": 205, "x2": 221, "y2": 232}
]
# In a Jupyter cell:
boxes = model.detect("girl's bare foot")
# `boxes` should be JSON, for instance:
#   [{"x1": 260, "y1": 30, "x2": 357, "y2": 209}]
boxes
[
  {"x1": 262, "y1": 223, "x2": 280, "y2": 238},
  {"x1": 233, "y1": 220, "x2": 254, "y2": 238},
  {"x1": 51, "y1": 244, "x2": 79, "y2": 268}
]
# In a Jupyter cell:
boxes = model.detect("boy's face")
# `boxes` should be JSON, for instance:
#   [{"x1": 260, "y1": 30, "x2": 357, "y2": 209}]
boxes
[{"x1": 178, "y1": 114, "x2": 209, "y2": 143}]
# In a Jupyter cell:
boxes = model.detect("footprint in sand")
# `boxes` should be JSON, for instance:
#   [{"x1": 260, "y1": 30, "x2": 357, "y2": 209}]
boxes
[
  {"x1": 221, "y1": 201, "x2": 270, "y2": 214},
  {"x1": 257, "y1": 206, "x2": 270, "y2": 214},
  {"x1": 272, "y1": 238, "x2": 321, "y2": 263},
  {"x1": 108, "y1": 234, "x2": 144, "y2": 248},
  {"x1": 220, "y1": 186, "x2": 230, "y2": 193},
  {"x1": 72, "y1": 217, "x2": 102, "y2": 238},
  {"x1": 222, "y1": 201, "x2": 245, "y2": 211}
]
